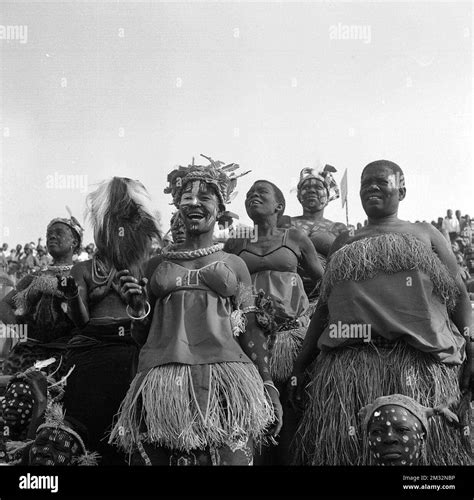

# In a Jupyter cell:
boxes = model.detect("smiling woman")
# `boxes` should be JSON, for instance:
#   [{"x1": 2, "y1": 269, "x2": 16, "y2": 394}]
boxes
[
  {"x1": 225, "y1": 179, "x2": 323, "y2": 465},
  {"x1": 290, "y1": 160, "x2": 472, "y2": 466},
  {"x1": 109, "y1": 157, "x2": 282, "y2": 466}
]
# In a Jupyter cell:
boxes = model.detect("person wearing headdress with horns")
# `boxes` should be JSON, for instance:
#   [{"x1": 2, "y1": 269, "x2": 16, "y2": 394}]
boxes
[
  {"x1": 109, "y1": 156, "x2": 282, "y2": 465},
  {"x1": 0, "y1": 211, "x2": 83, "y2": 379},
  {"x1": 57, "y1": 178, "x2": 161, "y2": 465}
]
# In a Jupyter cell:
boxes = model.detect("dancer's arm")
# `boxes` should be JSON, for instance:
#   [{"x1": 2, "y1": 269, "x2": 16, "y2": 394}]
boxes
[
  {"x1": 426, "y1": 223, "x2": 473, "y2": 392},
  {"x1": 290, "y1": 228, "x2": 324, "y2": 283},
  {"x1": 227, "y1": 253, "x2": 283, "y2": 437},
  {"x1": 62, "y1": 262, "x2": 90, "y2": 329},
  {"x1": 117, "y1": 256, "x2": 160, "y2": 347}
]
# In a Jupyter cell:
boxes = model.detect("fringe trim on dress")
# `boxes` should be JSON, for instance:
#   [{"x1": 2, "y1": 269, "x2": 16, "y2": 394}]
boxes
[
  {"x1": 319, "y1": 233, "x2": 459, "y2": 311},
  {"x1": 294, "y1": 342, "x2": 472, "y2": 465},
  {"x1": 109, "y1": 362, "x2": 274, "y2": 454},
  {"x1": 13, "y1": 274, "x2": 60, "y2": 316},
  {"x1": 269, "y1": 326, "x2": 306, "y2": 383}
]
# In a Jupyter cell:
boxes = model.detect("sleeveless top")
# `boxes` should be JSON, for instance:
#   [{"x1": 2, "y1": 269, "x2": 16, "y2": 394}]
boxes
[
  {"x1": 238, "y1": 230, "x2": 309, "y2": 323},
  {"x1": 138, "y1": 254, "x2": 252, "y2": 372}
]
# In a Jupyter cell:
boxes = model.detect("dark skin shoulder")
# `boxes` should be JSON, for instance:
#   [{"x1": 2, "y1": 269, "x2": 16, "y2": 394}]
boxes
[
  {"x1": 286, "y1": 227, "x2": 324, "y2": 282},
  {"x1": 328, "y1": 220, "x2": 433, "y2": 257}
]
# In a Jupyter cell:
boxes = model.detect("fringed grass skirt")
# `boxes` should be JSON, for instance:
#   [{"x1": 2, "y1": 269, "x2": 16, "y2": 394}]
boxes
[
  {"x1": 269, "y1": 326, "x2": 306, "y2": 383},
  {"x1": 109, "y1": 361, "x2": 274, "y2": 455},
  {"x1": 294, "y1": 342, "x2": 472, "y2": 465}
]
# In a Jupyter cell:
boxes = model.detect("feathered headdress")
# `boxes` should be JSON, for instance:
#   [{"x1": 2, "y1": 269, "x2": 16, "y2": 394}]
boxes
[
  {"x1": 164, "y1": 154, "x2": 250, "y2": 208},
  {"x1": 86, "y1": 177, "x2": 161, "y2": 277}
]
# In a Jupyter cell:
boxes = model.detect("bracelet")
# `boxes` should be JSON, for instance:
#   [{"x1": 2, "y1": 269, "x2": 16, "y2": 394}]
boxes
[
  {"x1": 263, "y1": 380, "x2": 280, "y2": 397},
  {"x1": 66, "y1": 291, "x2": 79, "y2": 300},
  {"x1": 126, "y1": 301, "x2": 151, "y2": 321}
]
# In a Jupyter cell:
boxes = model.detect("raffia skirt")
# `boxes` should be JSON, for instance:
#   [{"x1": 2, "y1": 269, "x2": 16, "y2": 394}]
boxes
[
  {"x1": 109, "y1": 361, "x2": 274, "y2": 462},
  {"x1": 294, "y1": 341, "x2": 472, "y2": 465}
]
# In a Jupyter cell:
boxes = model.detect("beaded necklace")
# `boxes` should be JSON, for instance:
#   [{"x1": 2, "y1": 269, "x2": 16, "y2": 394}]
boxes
[
  {"x1": 91, "y1": 256, "x2": 116, "y2": 285},
  {"x1": 46, "y1": 264, "x2": 73, "y2": 273}
]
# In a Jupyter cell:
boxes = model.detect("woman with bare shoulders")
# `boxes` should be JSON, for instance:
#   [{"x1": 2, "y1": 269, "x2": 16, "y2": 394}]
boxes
[
  {"x1": 58, "y1": 177, "x2": 160, "y2": 464},
  {"x1": 225, "y1": 179, "x2": 323, "y2": 464},
  {"x1": 279, "y1": 166, "x2": 346, "y2": 301},
  {"x1": 290, "y1": 160, "x2": 472, "y2": 465},
  {"x1": 109, "y1": 157, "x2": 282, "y2": 465}
]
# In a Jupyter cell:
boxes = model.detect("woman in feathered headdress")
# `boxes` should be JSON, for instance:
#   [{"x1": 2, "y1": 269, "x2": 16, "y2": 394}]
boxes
[
  {"x1": 0, "y1": 212, "x2": 83, "y2": 379},
  {"x1": 109, "y1": 156, "x2": 282, "y2": 466},
  {"x1": 57, "y1": 177, "x2": 161, "y2": 465}
]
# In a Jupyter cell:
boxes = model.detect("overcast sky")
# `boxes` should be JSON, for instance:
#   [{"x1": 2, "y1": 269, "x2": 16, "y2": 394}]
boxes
[{"x1": 1, "y1": 0, "x2": 472, "y2": 246}]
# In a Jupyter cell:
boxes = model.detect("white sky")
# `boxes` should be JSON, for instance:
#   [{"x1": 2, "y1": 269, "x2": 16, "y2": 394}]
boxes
[{"x1": 0, "y1": 0, "x2": 472, "y2": 246}]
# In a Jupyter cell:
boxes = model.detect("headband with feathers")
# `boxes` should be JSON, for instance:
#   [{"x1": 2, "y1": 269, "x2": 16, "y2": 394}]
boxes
[{"x1": 164, "y1": 154, "x2": 250, "y2": 208}]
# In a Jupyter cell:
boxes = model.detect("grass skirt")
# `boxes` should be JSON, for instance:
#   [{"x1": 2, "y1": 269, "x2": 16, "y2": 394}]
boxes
[
  {"x1": 269, "y1": 326, "x2": 306, "y2": 383},
  {"x1": 294, "y1": 342, "x2": 472, "y2": 465},
  {"x1": 109, "y1": 361, "x2": 274, "y2": 454}
]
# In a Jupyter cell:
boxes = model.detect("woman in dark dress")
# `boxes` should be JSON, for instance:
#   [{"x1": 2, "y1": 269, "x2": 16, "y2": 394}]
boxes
[{"x1": 58, "y1": 177, "x2": 160, "y2": 465}]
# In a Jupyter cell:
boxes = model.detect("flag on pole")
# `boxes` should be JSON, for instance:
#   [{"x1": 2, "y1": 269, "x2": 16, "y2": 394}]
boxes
[{"x1": 341, "y1": 169, "x2": 348, "y2": 208}]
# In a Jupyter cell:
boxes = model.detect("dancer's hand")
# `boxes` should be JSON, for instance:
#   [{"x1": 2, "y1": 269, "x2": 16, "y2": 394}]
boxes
[
  {"x1": 265, "y1": 384, "x2": 283, "y2": 439},
  {"x1": 288, "y1": 370, "x2": 306, "y2": 413},
  {"x1": 116, "y1": 269, "x2": 148, "y2": 315},
  {"x1": 56, "y1": 275, "x2": 78, "y2": 300}
]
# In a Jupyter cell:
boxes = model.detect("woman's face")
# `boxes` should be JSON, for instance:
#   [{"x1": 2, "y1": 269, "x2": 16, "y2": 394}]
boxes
[
  {"x1": 29, "y1": 427, "x2": 81, "y2": 465},
  {"x1": 46, "y1": 223, "x2": 77, "y2": 258},
  {"x1": 179, "y1": 181, "x2": 221, "y2": 235},
  {"x1": 368, "y1": 404, "x2": 424, "y2": 465},
  {"x1": 1, "y1": 379, "x2": 34, "y2": 440},
  {"x1": 298, "y1": 178, "x2": 328, "y2": 212},
  {"x1": 245, "y1": 181, "x2": 282, "y2": 220}
]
